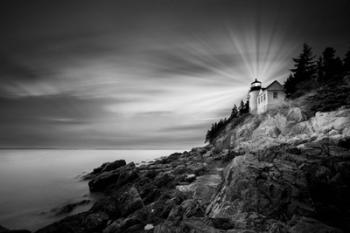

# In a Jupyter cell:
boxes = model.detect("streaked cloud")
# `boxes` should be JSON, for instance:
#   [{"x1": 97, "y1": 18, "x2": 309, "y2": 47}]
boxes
[{"x1": 0, "y1": 0, "x2": 349, "y2": 148}]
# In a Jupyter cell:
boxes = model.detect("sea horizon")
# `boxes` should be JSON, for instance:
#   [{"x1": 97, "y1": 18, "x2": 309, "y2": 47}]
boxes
[{"x1": 0, "y1": 149, "x2": 181, "y2": 231}]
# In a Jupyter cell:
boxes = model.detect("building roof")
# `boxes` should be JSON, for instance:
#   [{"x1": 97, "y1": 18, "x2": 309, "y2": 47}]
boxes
[
  {"x1": 265, "y1": 80, "x2": 284, "y2": 91},
  {"x1": 251, "y1": 79, "x2": 261, "y2": 84}
]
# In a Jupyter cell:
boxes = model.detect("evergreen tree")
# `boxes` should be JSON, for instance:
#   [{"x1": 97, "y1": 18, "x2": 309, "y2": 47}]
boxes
[
  {"x1": 244, "y1": 100, "x2": 249, "y2": 114},
  {"x1": 284, "y1": 43, "x2": 316, "y2": 97},
  {"x1": 291, "y1": 43, "x2": 316, "y2": 81},
  {"x1": 230, "y1": 104, "x2": 239, "y2": 119},
  {"x1": 343, "y1": 49, "x2": 350, "y2": 75},
  {"x1": 316, "y1": 56, "x2": 324, "y2": 82},
  {"x1": 238, "y1": 100, "x2": 245, "y2": 115},
  {"x1": 319, "y1": 47, "x2": 343, "y2": 85},
  {"x1": 284, "y1": 74, "x2": 296, "y2": 97}
]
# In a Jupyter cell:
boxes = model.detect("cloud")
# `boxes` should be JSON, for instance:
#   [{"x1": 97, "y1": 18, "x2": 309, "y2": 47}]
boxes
[
  {"x1": 0, "y1": 54, "x2": 41, "y2": 96},
  {"x1": 1, "y1": 0, "x2": 349, "y2": 148}
]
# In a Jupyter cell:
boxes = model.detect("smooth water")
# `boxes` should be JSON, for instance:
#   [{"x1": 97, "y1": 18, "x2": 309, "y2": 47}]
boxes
[{"x1": 0, "y1": 149, "x2": 180, "y2": 231}]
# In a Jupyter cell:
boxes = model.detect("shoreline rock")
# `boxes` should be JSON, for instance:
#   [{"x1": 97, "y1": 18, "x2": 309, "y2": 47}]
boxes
[{"x1": 34, "y1": 108, "x2": 350, "y2": 233}]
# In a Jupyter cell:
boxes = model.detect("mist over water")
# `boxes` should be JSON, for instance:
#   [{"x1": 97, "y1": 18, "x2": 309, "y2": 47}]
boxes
[{"x1": 0, "y1": 149, "x2": 180, "y2": 231}]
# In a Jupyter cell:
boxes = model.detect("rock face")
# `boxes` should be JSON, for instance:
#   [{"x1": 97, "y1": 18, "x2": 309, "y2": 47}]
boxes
[
  {"x1": 207, "y1": 141, "x2": 350, "y2": 232},
  {"x1": 35, "y1": 108, "x2": 350, "y2": 233},
  {"x1": 228, "y1": 107, "x2": 350, "y2": 152}
]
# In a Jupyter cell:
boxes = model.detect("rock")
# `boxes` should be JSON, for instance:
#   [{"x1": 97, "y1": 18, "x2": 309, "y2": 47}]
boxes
[
  {"x1": 100, "y1": 160, "x2": 127, "y2": 173},
  {"x1": 103, "y1": 216, "x2": 143, "y2": 233},
  {"x1": 222, "y1": 151, "x2": 239, "y2": 162},
  {"x1": 312, "y1": 109, "x2": 350, "y2": 133},
  {"x1": 270, "y1": 126, "x2": 281, "y2": 138},
  {"x1": 154, "y1": 172, "x2": 175, "y2": 188},
  {"x1": 52, "y1": 199, "x2": 91, "y2": 216},
  {"x1": 181, "y1": 199, "x2": 205, "y2": 218},
  {"x1": 139, "y1": 183, "x2": 161, "y2": 205},
  {"x1": 144, "y1": 224, "x2": 154, "y2": 231},
  {"x1": 173, "y1": 165, "x2": 188, "y2": 174},
  {"x1": 184, "y1": 174, "x2": 196, "y2": 183},
  {"x1": 88, "y1": 163, "x2": 138, "y2": 192},
  {"x1": 114, "y1": 186, "x2": 144, "y2": 217},
  {"x1": 34, "y1": 107, "x2": 350, "y2": 233},
  {"x1": 158, "y1": 152, "x2": 182, "y2": 164},
  {"x1": 84, "y1": 160, "x2": 127, "y2": 180},
  {"x1": 182, "y1": 219, "x2": 223, "y2": 233},
  {"x1": 338, "y1": 137, "x2": 350, "y2": 149},
  {"x1": 287, "y1": 121, "x2": 314, "y2": 137},
  {"x1": 88, "y1": 170, "x2": 120, "y2": 192},
  {"x1": 289, "y1": 216, "x2": 342, "y2": 233},
  {"x1": 189, "y1": 163, "x2": 207, "y2": 176},
  {"x1": 154, "y1": 221, "x2": 178, "y2": 233},
  {"x1": 149, "y1": 198, "x2": 175, "y2": 220},
  {"x1": 36, "y1": 212, "x2": 108, "y2": 233},
  {"x1": 287, "y1": 107, "x2": 305, "y2": 123},
  {"x1": 211, "y1": 217, "x2": 235, "y2": 230},
  {"x1": 144, "y1": 169, "x2": 158, "y2": 179},
  {"x1": 176, "y1": 173, "x2": 222, "y2": 207},
  {"x1": 84, "y1": 212, "x2": 109, "y2": 230},
  {"x1": 91, "y1": 196, "x2": 121, "y2": 218}
]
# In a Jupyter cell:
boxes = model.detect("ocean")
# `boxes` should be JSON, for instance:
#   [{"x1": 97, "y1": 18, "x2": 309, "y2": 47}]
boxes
[{"x1": 0, "y1": 149, "x2": 181, "y2": 231}]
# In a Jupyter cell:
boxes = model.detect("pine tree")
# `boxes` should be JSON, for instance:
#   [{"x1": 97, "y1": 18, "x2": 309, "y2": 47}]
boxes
[
  {"x1": 284, "y1": 44, "x2": 316, "y2": 97},
  {"x1": 319, "y1": 47, "x2": 343, "y2": 85},
  {"x1": 244, "y1": 100, "x2": 249, "y2": 114},
  {"x1": 343, "y1": 49, "x2": 350, "y2": 75},
  {"x1": 316, "y1": 56, "x2": 324, "y2": 83},
  {"x1": 238, "y1": 100, "x2": 245, "y2": 115},
  {"x1": 284, "y1": 74, "x2": 296, "y2": 97},
  {"x1": 291, "y1": 43, "x2": 316, "y2": 82},
  {"x1": 230, "y1": 105, "x2": 239, "y2": 119}
]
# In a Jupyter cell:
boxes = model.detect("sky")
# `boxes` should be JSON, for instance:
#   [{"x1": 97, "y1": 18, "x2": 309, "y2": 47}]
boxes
[{"x1": 0, "y1": 0, "x2": 350, "y2": 149}]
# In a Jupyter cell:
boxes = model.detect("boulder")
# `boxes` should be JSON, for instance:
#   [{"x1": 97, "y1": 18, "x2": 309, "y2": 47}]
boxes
[
  {"x1": 144, "y1": 224, "x2": 154, "y2": 231},
  {"x1": 89, "y1": 163, "x2": 138, "y2": 192},
  {"x1": 184, "y1": 174, "x2": 196, "y2": 183},
  {"x1": 287, "y1": 107, "x2": 305, "y2": 123},
  {"x1": 103, "y1": 216, "x2": 143, "y2": 233},
  {"x1": 312, "y1": 109, "x2": 350, "y2": 133},
  {"x1": 154, "y1": 172, "x2": 175, "y2": 188},
  {"x1": 91, "y1": 197, "x2": 121, "y2": 218},
  {"x1": 115, "y1": 186, "x2": 144, "y2": 217},
  {"x1": 84, "y1": 160, "x2": 127, "y2": 180},
  {"x1": 100, "y1": 160, "x2": 127, "y2": 173},
  {"x1": 139, "y1": 183, "x2": 161, "y2": 205},
  {"x1": 181, "y1": 199, "x2": 205, "y2": 218},
  {"x1": 154, "y1": 221, "x2": 179, "y2": 233},
  {"x1": 52, "y1": 199, "x2": 91, "y2": 216},
  {"x1": 36, "y1": 212, "x2": 108, "y2": 233}
]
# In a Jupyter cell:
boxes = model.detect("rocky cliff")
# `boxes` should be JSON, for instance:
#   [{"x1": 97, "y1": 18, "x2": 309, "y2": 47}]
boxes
[
  {"x1": 28, "y1": 103, "x2": 350, "y2": 233},
  {"x1": 214, "y1": 106, "x2": 350, "y2": 153}
]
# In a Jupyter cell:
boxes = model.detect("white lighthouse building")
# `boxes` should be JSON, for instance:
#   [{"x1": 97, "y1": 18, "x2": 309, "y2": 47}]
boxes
[{"x1": 249, "y1": 79, "x2": 286, "y2": 114}]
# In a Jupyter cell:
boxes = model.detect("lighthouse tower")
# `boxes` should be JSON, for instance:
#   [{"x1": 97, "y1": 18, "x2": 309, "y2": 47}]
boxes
[{"x1": 249, "y1": 79, "x2": 261, "y2": 114}]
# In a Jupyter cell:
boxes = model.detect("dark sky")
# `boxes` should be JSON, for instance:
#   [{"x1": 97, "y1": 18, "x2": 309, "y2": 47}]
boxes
[{"x1": 1, "y1": 0, "x2": 350, "y2": 149}]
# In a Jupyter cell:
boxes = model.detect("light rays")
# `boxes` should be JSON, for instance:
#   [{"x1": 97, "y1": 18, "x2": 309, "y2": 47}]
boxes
[{"x1": 225, "y1": 13, "x2": 297, "y2": 84}]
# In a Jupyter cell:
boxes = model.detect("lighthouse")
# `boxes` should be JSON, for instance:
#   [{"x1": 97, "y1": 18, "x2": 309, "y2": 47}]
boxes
[{"x1": 248, "y1": 79, "x2": 262, "y2": 114}]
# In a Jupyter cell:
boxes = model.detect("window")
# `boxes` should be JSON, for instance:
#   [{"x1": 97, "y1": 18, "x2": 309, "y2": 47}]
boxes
[{"x1": 273, "y1": 92, "x2": 278, "y2": 99}]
